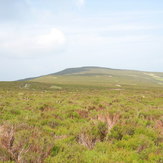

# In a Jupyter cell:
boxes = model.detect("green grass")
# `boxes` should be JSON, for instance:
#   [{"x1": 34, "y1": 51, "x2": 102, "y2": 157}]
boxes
[
  {"x1": 32, "y1": 67, "x2": 163, "y2": 87},
  {"x1": 0, "y1": 68, "x2": 163, "y2": 162}
]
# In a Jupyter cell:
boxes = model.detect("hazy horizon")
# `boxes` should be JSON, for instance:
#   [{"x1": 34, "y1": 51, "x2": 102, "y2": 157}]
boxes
[{"x1": 0, "y1": 0, "x2": 163, "y2": 81}]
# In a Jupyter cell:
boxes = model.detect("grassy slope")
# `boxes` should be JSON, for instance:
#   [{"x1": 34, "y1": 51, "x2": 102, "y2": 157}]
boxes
[{"x1": 31, "y1": 67, "x2": 163, "y2": 88}]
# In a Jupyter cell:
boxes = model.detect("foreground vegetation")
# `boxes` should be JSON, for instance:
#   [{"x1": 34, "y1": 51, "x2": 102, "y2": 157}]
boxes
[{"x1": 0, "y1": 81, "x2": 163, "y2": 162}]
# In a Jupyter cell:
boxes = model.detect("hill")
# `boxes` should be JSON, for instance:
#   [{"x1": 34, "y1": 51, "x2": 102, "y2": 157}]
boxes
[{"x1": 27, "y1": 67, "x2": 163, "y2": 87}]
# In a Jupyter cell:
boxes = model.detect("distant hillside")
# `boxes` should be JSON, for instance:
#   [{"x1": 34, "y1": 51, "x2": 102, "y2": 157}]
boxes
[
  {"x1": 51, "y1": 67, "x2": 114, "y2": 76},
  {"x1": 23, "y1": 66, "x2": 163, "y2": 87}
]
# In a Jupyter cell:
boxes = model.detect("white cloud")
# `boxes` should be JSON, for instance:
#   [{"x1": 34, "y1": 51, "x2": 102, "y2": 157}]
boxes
[
  {"x1": 77, "y1": 0, "x2": 85, "y2": 7},
  {"x1": 37, "y1": 28, "x2": 66, "y2": 49},
  {"x1": 0, "y1": 28, "x2": 66, "y2": 58}
]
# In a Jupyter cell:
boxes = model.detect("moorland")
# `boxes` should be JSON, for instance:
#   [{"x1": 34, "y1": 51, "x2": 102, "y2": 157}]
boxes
[{"x1": 0, "y1": 67, "x2": 163, "y2": 163}]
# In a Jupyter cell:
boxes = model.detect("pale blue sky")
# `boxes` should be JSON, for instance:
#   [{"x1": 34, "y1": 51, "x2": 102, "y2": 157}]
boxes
[{"x1": 0, "y1": 0, "x2": 163, "y2": 80}]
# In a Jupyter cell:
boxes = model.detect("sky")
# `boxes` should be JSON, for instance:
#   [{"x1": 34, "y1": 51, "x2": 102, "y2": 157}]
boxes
[{"x1": 0, "y1": 0, "x2": 163, "y2": 81}]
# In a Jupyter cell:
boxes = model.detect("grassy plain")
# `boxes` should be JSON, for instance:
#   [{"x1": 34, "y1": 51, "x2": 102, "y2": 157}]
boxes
[{"x1": 0, "y1": 67, "x2": 163, "y2": 162}]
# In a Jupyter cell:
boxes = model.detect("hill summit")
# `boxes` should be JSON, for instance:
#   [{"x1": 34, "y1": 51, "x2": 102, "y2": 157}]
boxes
[{"x1": 50, "y1": 66, "x2": 115, "y2": 76}]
